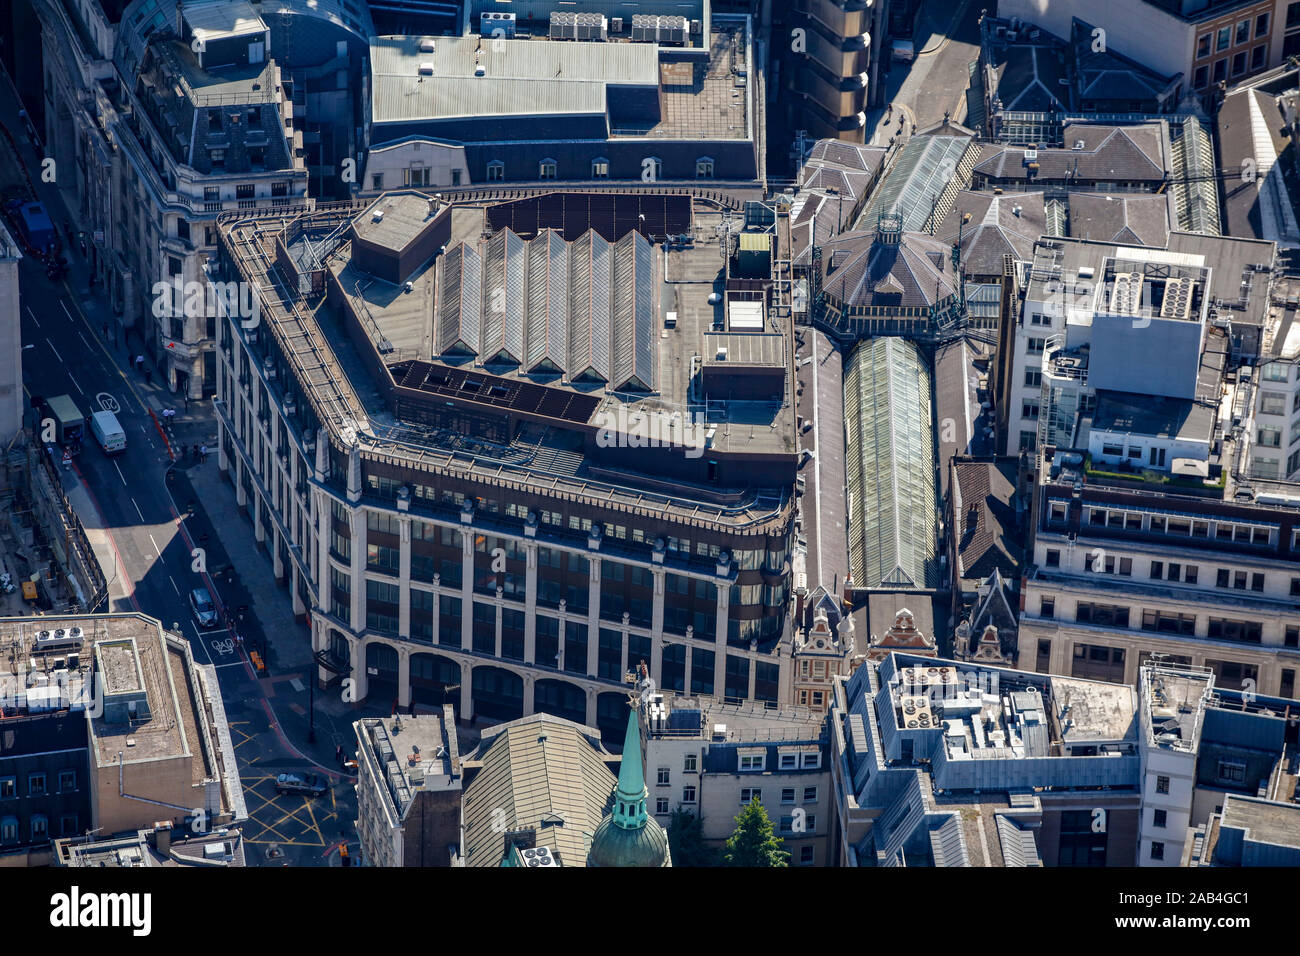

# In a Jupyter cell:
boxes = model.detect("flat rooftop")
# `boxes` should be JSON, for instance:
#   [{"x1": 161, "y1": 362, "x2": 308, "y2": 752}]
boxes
[
  {"x1": 1220, "y1": 794, "x2": 1300, "y2": 850},
  {"x1": 1092, "y1": 390, "x2": 1216, "y2": 443},
  {"x1": 647, "y1": 693, "x2": 825, "y2": 743},
  {"x1": 0, "y1": 616, "x2": 200, "y2": 767},
  {"x1": 370, "y1": 22, "x2": 751, "y2": 141},
  {"x1": 883, "y1": 656, "x2": 1137, "y2": 759},
  {"x1": 57, "y1": 827, "x2": 246, "y2": 867},
  {"x1": 360, "y1": 713, "x2": 460, "y2": 807}
]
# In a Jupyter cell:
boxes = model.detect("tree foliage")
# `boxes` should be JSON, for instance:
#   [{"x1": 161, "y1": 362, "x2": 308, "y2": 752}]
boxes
[
  {"x1": 667, "y1": 809, "x2": 717, "y2": 867},
  {"x1": 722, "y1": 798, "x2": 789, "y2": 867}
]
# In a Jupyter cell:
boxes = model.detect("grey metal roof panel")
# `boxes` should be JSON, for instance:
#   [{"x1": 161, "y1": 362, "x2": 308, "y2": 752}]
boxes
[
  {"x1": 611, "y1": 231, "x2": 656, "y2": 391},
  {"x1": 370, "y1": 34, "x2": 658, "y2": 124},
  {"x1": 526, "y1": 230, "x2": 570, "y2": 373},
  {"x1": 482, "y1": 228, "x2": 527, "y2": 365},
  {"x1": 437, "y1": 243, "x2": 482, "y2": 355},
  {"x1": 996, "y1": 815, "x2": 1043, "y2": 867},
  {"x1": 929, "y1": 814, "x2": 971, "y2": 867},
  {"x1": 568, "y1": 230, "x2": 613, "y2": 382}
]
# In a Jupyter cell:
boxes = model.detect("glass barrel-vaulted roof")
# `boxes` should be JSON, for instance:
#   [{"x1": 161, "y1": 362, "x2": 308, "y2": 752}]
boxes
[
  {"x1": 859, "y1": 134, "x2": 972, "y2": 234},
  {"x1": 844, "y1": 337, "x2": 939, "y2": 590}
]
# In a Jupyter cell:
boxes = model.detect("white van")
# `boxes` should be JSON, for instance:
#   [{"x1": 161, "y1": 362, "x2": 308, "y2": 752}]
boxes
[{"x1": 90, "y1": 410, "x2": 126, "y2": 455}]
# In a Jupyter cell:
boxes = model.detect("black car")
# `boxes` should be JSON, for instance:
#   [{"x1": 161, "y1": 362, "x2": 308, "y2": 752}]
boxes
[
  {"x1": 189, "y1": 587, "x2": 220, "y2": 629},
  {"x1": 275, "y1": 773, "x2": 328, "y2": 797}
]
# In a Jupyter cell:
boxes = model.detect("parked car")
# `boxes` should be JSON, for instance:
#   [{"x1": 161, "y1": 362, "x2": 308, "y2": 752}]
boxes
[
  {"x1": 276, "y1": 772, "x2": 328, "y2": 797},
  {"x1": 189, "y1": 587, "x2": 220, "y2": 629}
]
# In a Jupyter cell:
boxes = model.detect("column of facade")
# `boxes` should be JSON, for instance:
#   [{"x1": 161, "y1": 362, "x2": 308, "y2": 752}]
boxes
[
  {"x1": 494, "y1": 590, "x2": 504, "y2": 658},
  {"x1": 291, "y1": 563, "x2": 306, "y2": 617},
  {"x1": 460, "y1": 660, "x2": 474, "y2": 722},
  {"x1": 650, "y1": 567, "x2": 666, "y2": 682},
  {"x1": 315, "y1": 490, "x2": 331, "y2": 620},
  {"x1": 587, "y1": 550, "x2": 602, "y2": 677},
  {"x1": 235, "y1": 452, "x2": 247, "y2": 509},
  {"x1": 351, "y1": 507, "x2": 367, "y2": 635},
  {"x1": 460, "y1": 504, "x2": 475, "y2": 651},
  {"x1": 585, "y1": 686, "x2": 598, "y2": 727},
  {"x1": 216, "y1": 415, "x2": 229, "y2": 473},
  {"x1": 714, "y1": 573, "x2": 731, "y2": 696},
  {"x1": 350, "y1": 636, "x2": 369, "y2": 703},
  {"x1": 398, "y1": 515, "x2": 412, "y2": 639},
  {"x1": 523, "y1": 530, "x2": 539, "y2": 665},
  {"x1": 271, "y1": 526, "x2": 284, "y2": 581},
  {"x1": 397, "y1": 646, "x2": 412, "y2": 709},
  {"x1": 522, "y1": 673, "x2": 534, "y2": 714}
]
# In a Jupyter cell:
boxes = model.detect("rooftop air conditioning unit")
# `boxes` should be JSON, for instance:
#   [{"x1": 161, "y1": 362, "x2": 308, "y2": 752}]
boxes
[
  {"x1": 481, "y1": 11, "x2": 516, "y2": 38},
  {"x1": 520, "y1": 846, "x2": 557, "y2": 867},
  {"x1": 418, "y1": 62, "x2": 433, "y2": 76},
  {"x1": 419, "y1": 38, "x2": 435, "y2": 53}
]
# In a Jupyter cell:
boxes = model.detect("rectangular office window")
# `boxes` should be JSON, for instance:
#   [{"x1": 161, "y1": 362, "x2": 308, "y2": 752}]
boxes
[
  {"x1": 1150, "y1": 841, "x2": 1164, "y2": 861},
  {"x1": 655, "y1": 798, "x2": 669, "y2": 814},
  {"x1": 656, "y1": 768, "x2": 670, "y2": 786},
  {"x1": 781, "y1": 788, "x2": 796, "y2": 804},
  {"x1": 28, "y1": 774, "x2": 46, "y2": 797},
  {"x1": 1156, "y1": 775, "x2": 1170, "y2": 794},
  {"x1": 739, "y1": 754, "x2": 765, "y2": 772},
  {"x1": 682, "y1": 785, "x2": 696, "y2": 803},
  {"x1": 1153, "y1": 809, "x2": 1167, "y2": 828},
  {"x1": 1217, "y1": 26, "x2": 1231, "y2": 51},
  {"x1": 740, "y1": 788, "x2": 762, "y2": 804}
]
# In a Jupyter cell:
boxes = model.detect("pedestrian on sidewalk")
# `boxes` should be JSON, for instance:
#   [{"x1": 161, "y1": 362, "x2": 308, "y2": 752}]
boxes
[
  {"x1": 183, "y1": 394, "x2": 189, "y2": 412},
  {"x1": 134, "y1": 354, "x2": 144, "y2": 373},
  {"x1": 199, "y1": 443, "x2": 208, "y2": 463}
]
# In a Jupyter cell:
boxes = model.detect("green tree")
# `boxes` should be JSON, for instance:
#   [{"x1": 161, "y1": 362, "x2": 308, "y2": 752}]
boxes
[
  {"x1": 722, "y1": 798, "x2": 789, "y2": 867},
  {"x1": 667, "y1": 809, "x2": 717, "y2": 867}
]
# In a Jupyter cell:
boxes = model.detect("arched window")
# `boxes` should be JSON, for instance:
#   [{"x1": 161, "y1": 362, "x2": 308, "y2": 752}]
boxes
[
  {"x1": 696, "y1": 156, "x2": 715, "y2": 179},
  {"x1": 539, "y1": 158, "x2": 558, "y2": 180},
  {"x1": 486, "y1": 160, "x2": 505, "y2": 182}
]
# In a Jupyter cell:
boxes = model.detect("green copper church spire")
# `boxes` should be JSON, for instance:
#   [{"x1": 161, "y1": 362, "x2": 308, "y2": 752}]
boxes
[
  {"x1": 586, "y1": 700, "x2": 672, "y2": 866},
  {"x1": 611, "y1": 704, "x2": 648, "y2": 829}
]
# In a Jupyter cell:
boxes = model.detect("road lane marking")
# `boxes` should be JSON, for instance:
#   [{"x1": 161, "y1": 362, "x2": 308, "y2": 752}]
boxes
[
  {"x1": 46, "y1": 338, "x2": 63, "y2": 362},
  {"x1": 169, "y1": 575, "x2": 180, "y2": 596},
  {"x1": 78, "y1": 332, "x2": 91, "y2": 349},
  {"x1": 131, "y1": 497, "x2": 144, "y2": 521},
  {"x1": 148, "y1": 533, "x2": 165, "y2": 562},
  {"x1": 113, "y1": 460, "x2": 126, "y2": 485},
  {"x1": 25, "y1": 306, "x2": 38, "y2": 327},
  {"x1": 66, "y1": 370, "x2": 84, "y2": 397}
]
